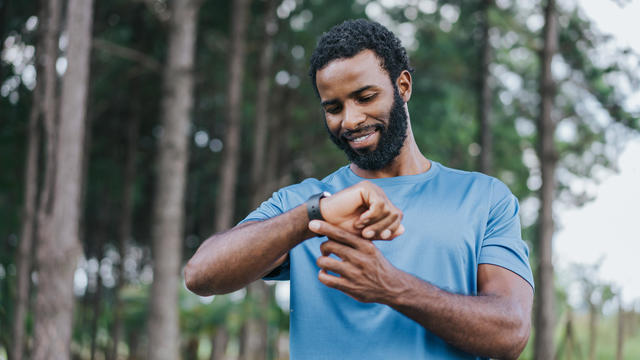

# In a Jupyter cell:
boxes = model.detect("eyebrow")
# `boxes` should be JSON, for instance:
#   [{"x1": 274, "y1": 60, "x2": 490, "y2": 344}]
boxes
[{"x1": 320, "y1": 85, "x2": 376, "y2": 107}]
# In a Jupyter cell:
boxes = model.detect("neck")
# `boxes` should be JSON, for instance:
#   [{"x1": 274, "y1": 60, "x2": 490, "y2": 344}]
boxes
[{"x1": 350, "y1": 121, "x2": 430, "y2": 179}]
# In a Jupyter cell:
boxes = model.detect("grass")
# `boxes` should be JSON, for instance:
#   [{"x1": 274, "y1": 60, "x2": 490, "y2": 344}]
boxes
[{"x1": 519, "y1": 312, "x2": 640, "y2": 359}]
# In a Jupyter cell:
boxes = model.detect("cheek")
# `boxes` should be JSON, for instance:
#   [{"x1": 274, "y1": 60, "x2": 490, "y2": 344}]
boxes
[
  {"x1": 369, "y1": 106, "x2": 390, "y2": 120},
  {"x1": 324, "y1": 115, "x2": 341, "y2": 135},
  {"x1": 362, "y1": 95, "x2": 394, "y2": 122},
  {"x1": 373, "y1": 99, "x2": 394, "y2": 119}
]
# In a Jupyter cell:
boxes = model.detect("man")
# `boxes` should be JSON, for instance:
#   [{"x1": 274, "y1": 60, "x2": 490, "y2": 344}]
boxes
[{"x1": 185, "y1": 19, "x2": 534, "y2": 360}]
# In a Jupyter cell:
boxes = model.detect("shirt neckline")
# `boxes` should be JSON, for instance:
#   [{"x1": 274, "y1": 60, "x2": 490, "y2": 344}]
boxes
[{"x1": 343, "y1": 160, "x2": 441, "y2": 185}]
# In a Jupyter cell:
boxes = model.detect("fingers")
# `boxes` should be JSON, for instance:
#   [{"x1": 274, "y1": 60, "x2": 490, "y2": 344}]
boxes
[
  {"x1": 356, "y1": 185, "x2": 387, "y2": 226},
  {"x1": 315, "y1": 180, "x2": 405, "y2": 240},
  {"x1": 358, "y1": 205, "x2": 404, "y2": 239},
  {"x1": 316, "y1": 255, "x2": 358, "y2": 278},
  {"x1": 362, "y1": 211, "x2": 403, "y2": 240},
  {"x1": 354, "y1": 182, "x2": 404, "y2": 240},
  {"x1": 318, "y1": 269, "x2": 350, "y2": 291},
  {"x1": 320, "y1": 239, "x2": 358, "y2": 258},
  {"x1": 309, "y1": 220, "x2": 364, "y2": 248}
]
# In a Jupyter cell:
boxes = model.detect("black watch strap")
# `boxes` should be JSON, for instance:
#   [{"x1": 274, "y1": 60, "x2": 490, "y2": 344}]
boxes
[{"x1": 306, "y1": 191, "x2": 331, "y2": 221}]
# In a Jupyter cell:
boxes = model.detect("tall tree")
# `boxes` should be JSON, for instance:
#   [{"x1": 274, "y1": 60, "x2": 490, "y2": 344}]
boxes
[
  {"x1": 242, "y1": 1, "x2": 278, "y2": 359},
  {"x1": 616, "y1": 299, "x2": 625, "y2": 360},
  {"x1": 11, "y1": 2, "x2": 45, "y2": 357},
  {"x1": 577, "y1": 269, "x2": 615, "y2": 360},
  {"x1": 147, "y1": 0, "x2": 202, "y2": 359},
  {"x1": 210, "y1": 327, "x2": 230, "y2": 360},
  {"x1": 214, "y1": 0, "x2": 250, "y2": 232},
  {"x1": 250, "y1": 0, "x2": 277, "y2": 207},
  {"x1": 477, "y1": 0, "x2": 493, "y2": 175},
  {"x1": 32, "y1": 0, "x2": 94, "y2": 358},
  {"x1": 534, "y1": 0, "x2": 558, "y2": 358},
  {"x1": 556, "y1": 307, "x2": 581, "y2": 360},
  {"x1": 109, "y1": 115, "x2": 139, "y2": 360},
  {"x1": 33, "y1": 5, "x2": 63, "y2": 345}
]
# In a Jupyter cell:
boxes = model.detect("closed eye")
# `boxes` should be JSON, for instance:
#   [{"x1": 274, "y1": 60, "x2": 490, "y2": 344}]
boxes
[
  {"x1": 358, "y1": 94, "x2": 377, "y2": 103},
  {"x1": 325, "y1": 104, "x2": 342, "y2": 114}
]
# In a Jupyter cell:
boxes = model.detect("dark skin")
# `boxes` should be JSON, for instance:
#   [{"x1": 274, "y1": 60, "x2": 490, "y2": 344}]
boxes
[{"x1": 185, "y1": 49, "x2": 533, "y2": 359}]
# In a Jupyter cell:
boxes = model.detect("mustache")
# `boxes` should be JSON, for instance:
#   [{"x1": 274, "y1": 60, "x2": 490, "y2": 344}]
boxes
[{"x1": 340, "y1": 123, "x2": 384, "y2": 141}]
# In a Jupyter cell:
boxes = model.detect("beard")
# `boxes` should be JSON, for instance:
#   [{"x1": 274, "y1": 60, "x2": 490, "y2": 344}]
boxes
[{"x1": 327, "y1": 88, "x2": 408, "y2": 170}]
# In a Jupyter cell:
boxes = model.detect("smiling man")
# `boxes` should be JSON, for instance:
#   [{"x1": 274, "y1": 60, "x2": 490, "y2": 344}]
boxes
[{"x1": 185, "y1": 19, "x2": 534, "y2": 359}]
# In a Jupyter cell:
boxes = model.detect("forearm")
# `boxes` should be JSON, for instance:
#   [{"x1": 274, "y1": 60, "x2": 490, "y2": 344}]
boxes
[
  {"x1": 184, "y1": 204, "x2": 314, "y2": 295},
  {"x1": 385, "y1": 272, "x2": 530, "y2": 359}
]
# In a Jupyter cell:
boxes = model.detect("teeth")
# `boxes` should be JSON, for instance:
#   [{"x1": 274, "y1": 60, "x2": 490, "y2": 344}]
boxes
[{"x1": 352, "y1": 133, "x2": 372, "y2": 143}]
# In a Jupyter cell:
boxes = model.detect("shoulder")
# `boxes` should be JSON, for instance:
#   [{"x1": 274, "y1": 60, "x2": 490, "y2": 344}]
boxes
[
  {"x1": 273, "y1": 166, "x2": 351, "y2": 203},
  {"x1": 434, "y1": 162, "x2": 515, "y2": 205},
  {"x1": 436, "y1": 162, "x2": 501, "y2": 189}
]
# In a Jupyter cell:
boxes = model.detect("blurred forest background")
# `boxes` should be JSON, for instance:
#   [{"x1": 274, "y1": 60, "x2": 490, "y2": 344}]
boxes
[{"x1": 1, "y1": 0, "x2": 640, "y2": 359}]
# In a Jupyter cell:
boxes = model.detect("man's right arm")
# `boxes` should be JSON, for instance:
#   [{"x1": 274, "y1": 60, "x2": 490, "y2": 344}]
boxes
[{"x1": 184, "y1": 204, "x2": 313, "y2": 296}]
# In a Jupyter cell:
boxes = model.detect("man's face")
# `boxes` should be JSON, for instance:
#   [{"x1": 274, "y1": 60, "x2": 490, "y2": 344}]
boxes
[{"x1": 315, "y1": 50, "x2": 408, "y2": 170}]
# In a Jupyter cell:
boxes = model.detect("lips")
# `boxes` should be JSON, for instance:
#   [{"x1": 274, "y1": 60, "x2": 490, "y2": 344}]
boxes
[
  {"x1": 350, "y1": 131, "x2": 376, "y2": 143},
  {"x1": 343, "y1": 127, "x2": 380, "y2": 150}
]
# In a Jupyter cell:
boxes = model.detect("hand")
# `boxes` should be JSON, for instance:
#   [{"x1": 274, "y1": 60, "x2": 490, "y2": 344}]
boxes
[
  {"x1": 319, "y1": 180, "x2": 404, "y2": 240},
  {"x1": 309, "y1": 220, "x2": 407, "y2": 304}
]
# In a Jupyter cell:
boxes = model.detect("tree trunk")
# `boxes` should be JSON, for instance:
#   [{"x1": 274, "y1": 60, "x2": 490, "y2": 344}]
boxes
[
  {"x1": 478, "y1": 0, "x2": 493, "y2": 175},
  {"x1": 250, "y1": 0, "x2": 277, "y2": 207},
  {"x1": 265, "y1": 88, "x2": 293, "y2": 194},
  {"x1": 185, "y1": 337, "x2": 199, "y2": 359},
  {"x1": 32, "y1": 0, "x2": 94, "y2": 358},
  {"x1": 616, "y1": 301, "x2": 625, "y2": 360},
  {"x1": 210, "y1": 327, "x2": 230, "y2": 360},
  {"x1": 265, "y1": 284, "x2": 279, "y2": 360},
  {"x1": 565, "y1": 310, "x2": 574, "y2": 360},
  {"x1": 11, "y1": 4, "x2": 46, "y2": 359},
  {"x1": 33, "y1": 0, "x2": 62, "y2": 333},
  {"x1": 89, "y1": 203, "x2": 109, "y2": 360},
  {"x1": 588, "y1": 303, "x2": 598, "y2": 360},
  {"x1": 128, "y1": 332, "x2": 141, "y2": 360},
  {"x1": 214, "y1": 0, "x2": 251, "y2": 231},
  {"x1": 110, "y1": 115, "x2": 139, "y2": 360},
  {"x1": 90, "y1": 239, "x2": 105, "y2": 360},
  {"x1": 561, "y1": 308, "x2": 581, "y2": 360},
  {"x1": 147, "y1": 0, "x2": 201, "y2": 359},
  {"x1": 241, "y1": 281, "x2": 269, "y2": 360},
  {"x1": 242, "y1": 2, "x2": 278, "y2": 359},
  {"x1": 534, "y1": 1, "x2": 558, "y2": 359}
]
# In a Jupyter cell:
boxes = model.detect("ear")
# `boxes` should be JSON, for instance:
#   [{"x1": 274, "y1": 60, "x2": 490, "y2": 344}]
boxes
[{"x1": 396, "y1": 70, "x2": 412, "y2": 102}]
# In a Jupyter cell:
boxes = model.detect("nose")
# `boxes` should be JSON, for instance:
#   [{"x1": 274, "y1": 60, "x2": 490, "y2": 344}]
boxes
[{"x1": 342, "y1": 103, "x2": 366, "y2": 131}]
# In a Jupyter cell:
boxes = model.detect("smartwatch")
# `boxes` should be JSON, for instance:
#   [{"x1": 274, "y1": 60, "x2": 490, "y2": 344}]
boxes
[{"x1": 306, "y1": 191, "x2": 331, "y2": 221}]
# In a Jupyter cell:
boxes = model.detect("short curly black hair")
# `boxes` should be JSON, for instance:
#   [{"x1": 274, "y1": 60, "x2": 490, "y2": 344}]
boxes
[{"x1": 309, "y1": 19, "x2": 413, "y2": 96}]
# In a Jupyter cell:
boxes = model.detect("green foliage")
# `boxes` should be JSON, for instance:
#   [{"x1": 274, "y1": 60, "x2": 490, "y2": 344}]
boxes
[{"x1": 1, "y1": 0, "x2": 639, "y2": 358}]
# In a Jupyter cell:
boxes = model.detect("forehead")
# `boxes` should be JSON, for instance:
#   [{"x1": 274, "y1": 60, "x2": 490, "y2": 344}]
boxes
[{"x1": 315, "y1": 50, "x2": 392, "y2": 99}]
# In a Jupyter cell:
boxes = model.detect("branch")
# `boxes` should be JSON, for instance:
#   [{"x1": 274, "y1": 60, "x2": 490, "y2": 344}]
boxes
[{"x1": 93, "y1": 38, "x2": 161, "y2": 72}]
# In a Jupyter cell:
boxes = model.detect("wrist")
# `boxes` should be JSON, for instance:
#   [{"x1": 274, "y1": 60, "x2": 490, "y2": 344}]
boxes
[
  {"x1": 292, "y1": 204, "x2": 320, "y2": 242},
  {"x1": 306, "y1": 191, "x2": 331, "y2": 221},
  {"x1": 381, "y1": 270, "x2": 418, "y2": 307}
]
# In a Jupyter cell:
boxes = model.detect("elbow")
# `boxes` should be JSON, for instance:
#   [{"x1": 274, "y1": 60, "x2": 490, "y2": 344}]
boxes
[
  {"x1": 184, "y1": 257, "x2": 237, "y2": 296},
  {"x1": 183, "y1": 260, "x2": 202, "y2": 295},
  {"x1": 499, "y1": 315, "x2": 531, "y2": 360},
  {"x1": 504, "y1": 329, "x2": 530, "y2": 360},
  {"x1": 184, "y1": 259, "x2": 214, "y2": 296}
]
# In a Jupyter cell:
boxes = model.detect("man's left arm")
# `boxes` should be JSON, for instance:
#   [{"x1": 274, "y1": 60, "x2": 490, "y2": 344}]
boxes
[{"x1": 310, "y1": 220, "x2": 533, "y2": 360}]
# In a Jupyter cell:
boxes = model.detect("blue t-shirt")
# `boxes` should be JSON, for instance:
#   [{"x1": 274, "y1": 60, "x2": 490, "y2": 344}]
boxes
[{"x1": 241, "y1": 161, "x2": 534, "y2": 360}]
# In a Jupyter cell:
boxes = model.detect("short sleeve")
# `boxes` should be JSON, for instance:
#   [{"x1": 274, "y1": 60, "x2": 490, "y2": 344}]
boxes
[
  {"x1": 479, "y1": 179, "x2": 534, "y2": 290},
  {"x1": 239, "y1": 189, "x2": 293, "y2": 281},
  {"x1": 240, "y1": 190, "x2": 287, "y2": 224}
]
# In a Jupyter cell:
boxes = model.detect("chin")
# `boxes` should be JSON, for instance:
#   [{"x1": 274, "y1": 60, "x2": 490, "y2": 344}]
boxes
[{"x1": 351, "y1": 145, "x2": 378, "y2": 155}]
